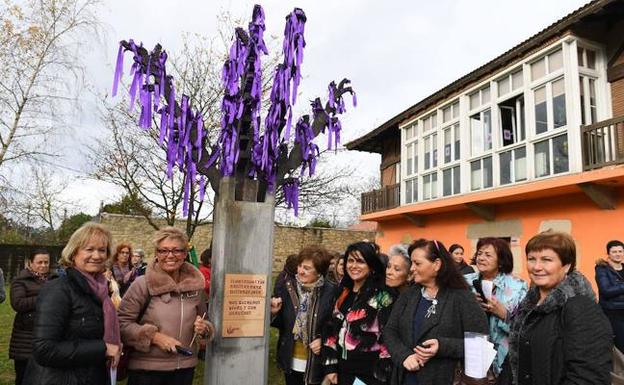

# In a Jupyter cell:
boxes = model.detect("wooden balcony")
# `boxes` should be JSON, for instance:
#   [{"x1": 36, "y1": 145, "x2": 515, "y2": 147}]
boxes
[
  {"x1": 582, "y1": 115, "x2": 624, "y2": 171},
  {"x1": 361, "y1": 183, "x2": 400, "y2": 214}
]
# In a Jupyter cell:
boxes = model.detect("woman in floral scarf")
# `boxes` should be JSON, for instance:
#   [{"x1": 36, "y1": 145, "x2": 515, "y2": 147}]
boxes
[
  {"x1": 271, "y1": 245, "x2": 337, "y2": 385},
  {"x1": 323, "y1": 241, "x2": 395, "y2": 385}
]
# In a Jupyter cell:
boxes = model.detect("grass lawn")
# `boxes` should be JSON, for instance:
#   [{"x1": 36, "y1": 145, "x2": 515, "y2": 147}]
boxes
[{"x1": 0, "y1": 286, "x2": 285, "y2": 385}]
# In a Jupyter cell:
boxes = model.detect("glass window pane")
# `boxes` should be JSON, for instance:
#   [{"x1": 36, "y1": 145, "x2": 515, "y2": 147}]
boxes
[
  {"x1": 431, "y1": 173, "x2": 438, "y2": 198},
  {"x1": 500, "y1": 106, "x2": 515, "y2": 147},
  {"x1": 414, "y1": 142, "x2": 418, "y2": 173},
  {"x1": 579, "y1": 77, "x2": 586, "y2": 126},
  {"x1": 405, "y1": 180, "x2": 413, "y2": 204},
  {"x1": 552, "y1": 78, "x2": 566, "y2": 128},
  {"x1": 452, "y1": 102, "x2": 459, "y2": 119},
  {"x1": 553, "y1": 134, "x2": 569, "y2": 174},
  {"x1": 454, "y1": 124, "x2": 461, "y2": 161},
  {"x1": 498, "y1": 76, "x2": 510, "y2": 96},
  {"x1": 431, "y1": 114, "x2": 437, "y2": 129},
  {"x1": 470, "y1": 92, "x2": 480, "y2": 110},
  {"x1": 548, "y1": 49, "x2": 563, "y2": 72},
  {"x1": 413, "y1": 180, "x2": 418, "y2": 202},
  {"x1": 587, "y1": 49, "x2": 596, "y2": 69},
  {"x1": 577, "y1": 47, "x2": 584, "y2": 67},
  {"x1": 515, "y1": 147, "x2": 527, "y2": 181},
  {"x1": 443, "y1": 107, "x2": 451, "y2": 123},
  {"x1": 483, "y1": 156, "x2": 493, "y2": 188},
  {"x1": 471, "y1": 161, "x2": 481, "y2": 190},
  {"x1": 589, "y1": 78, "x2": 597, "y2": 124},
  {"x1": 432, "y1": 133, "x2": 438, "y2": 168},
  {"x1": 424, "y1": 137, "x2": 431, "y2": 170},
  {"x1": 500, "y1": 150, "x2": 512, "y2": 185},
  {"x1": 471, "y1": 113, "x2": 482, "y2": 155},
  {"x1": 531, "y1": 57, "x2": 546, "y2": 80},
  {"x1": 512, "y1": 70, "x2": 523, "y2": 90},
  {"x1": 482, "y1": 87, "x2": 491, "y2": 104},
  {"x1": 407, "y1": 144, "x2": 413, "y2": 175},
  {"x1": 443, "y1": 169, "x2": 452, "y2": 196},
  {"x1": 444, "y1": 129, "x2": 452, "y2": 163},
  {"x1": 453, "y1": 166, "x2": 460, "y2": 194},
  {"x1": 423, "y1": 175, "x2": 431, "y2": 200},
  {"x1": 534, "y1": 140, "x2": 550, "y2": 177},
  {"x1": 534, "y1": 86, "x2": 548, "y2": 134},
  {"x1": 483, "y1": 109, "x2": 492, "y2": 150}
]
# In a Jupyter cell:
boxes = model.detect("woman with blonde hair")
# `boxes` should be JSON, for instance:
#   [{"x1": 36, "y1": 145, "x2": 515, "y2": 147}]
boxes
[
  {"x1": 24, "y1": 223, "x2": 122, "y2": 385},
  {"x1": 119, "y1": 226, "x2": 215, "y2": 385}
]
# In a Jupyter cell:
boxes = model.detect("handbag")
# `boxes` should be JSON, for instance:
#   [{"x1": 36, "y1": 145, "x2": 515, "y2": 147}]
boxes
[
  {"x1": 452, "y1": 363, "x2": 496, "y2": 385},
  {"x1": 116, "y1": 295, "x2": 152, "y2": 381}
]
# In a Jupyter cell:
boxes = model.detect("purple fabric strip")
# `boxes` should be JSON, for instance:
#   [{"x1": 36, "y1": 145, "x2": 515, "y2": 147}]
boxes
[{"x1": 112, "y1": 43, "x2": 124, "y2": 97}]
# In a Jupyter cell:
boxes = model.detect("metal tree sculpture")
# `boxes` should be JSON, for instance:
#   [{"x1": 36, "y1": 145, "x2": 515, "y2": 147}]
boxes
[{"x1": 112, "y1": 5, "x2": 356, "y2": 217}]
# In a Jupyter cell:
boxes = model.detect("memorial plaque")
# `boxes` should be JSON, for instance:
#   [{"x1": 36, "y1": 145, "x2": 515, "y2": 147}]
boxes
[{"x1": 222, "y1": 273, "x2": 267, "y2": 337}]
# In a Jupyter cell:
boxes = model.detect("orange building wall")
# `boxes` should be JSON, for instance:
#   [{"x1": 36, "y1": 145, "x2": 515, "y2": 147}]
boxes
[{"x1": 374, "y1": 190, "x2": 624, "y2": 292}]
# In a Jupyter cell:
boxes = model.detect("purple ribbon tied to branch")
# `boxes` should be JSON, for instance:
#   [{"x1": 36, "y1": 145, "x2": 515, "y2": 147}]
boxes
[
  {"x1": 283, "y1": 178, "x2": 300, "y2": 216},
  {"x1": 112, "y1": 40, "x2": 208, "y2": 217}
]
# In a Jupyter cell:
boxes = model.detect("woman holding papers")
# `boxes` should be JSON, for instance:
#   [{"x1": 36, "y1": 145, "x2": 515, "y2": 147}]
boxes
[
  {"x1": 384, "y1": 239, "x2": 488, "y2": 385},
  {"x1": 509, "y1": 231, "x2": 612, "y2": 385},
  {"x1": 118, "y1": 227, "x2": 214, "y2": 385},
  {"x1": 23, "y1": 223, "x2": 121, "y2": 385},
  {"x1": 464, "y1": 238, "x2": 527, "y2": 385}
]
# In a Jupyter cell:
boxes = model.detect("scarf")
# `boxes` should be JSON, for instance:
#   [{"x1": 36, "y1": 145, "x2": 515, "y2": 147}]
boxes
[
  {"x1": 78, "y1": 270, "x2": 121, "y2": 346},
  {"x1": 292, "y1": 276, "x2": 324, "y2": 344},
  {"x1": 28, "y1": 267, "x2": 49, "y2": 283}
]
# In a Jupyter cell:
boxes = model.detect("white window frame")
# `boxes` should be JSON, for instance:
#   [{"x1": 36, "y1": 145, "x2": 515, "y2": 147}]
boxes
[
  {"x1": 442, "y1": 165, "x2": 461, "y2": 197},
  {"x1": 422, "y1": 172, "x2": 438, "y2": 200},
  {"x1": 533, "y1": 133, "x2": 570, "y2": 179}
]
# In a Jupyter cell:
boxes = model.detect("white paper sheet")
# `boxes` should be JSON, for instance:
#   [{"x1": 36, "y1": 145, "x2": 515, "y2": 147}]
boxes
[
  {"x1": 464, "y1": 332, "x2": 496, "y2": 378},
  {"x1": 481, "y1": 280, "x2": 493, "y2": 301},
  {"x1": 353, "y1": 377, "x2": 367, "y2": 385}
]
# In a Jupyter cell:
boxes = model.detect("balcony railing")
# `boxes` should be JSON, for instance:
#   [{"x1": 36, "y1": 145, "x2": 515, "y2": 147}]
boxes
[
  {"x1": 582, "y1": 115, "x2": 624, "y2": 171},
  {"x1": 361, "y1": 183, "x2": 400, "y2": 214}
]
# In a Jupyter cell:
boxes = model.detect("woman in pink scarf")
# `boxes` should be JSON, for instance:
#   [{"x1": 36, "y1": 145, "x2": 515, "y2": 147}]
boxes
[{"x1": 23, "y1": 222, "x2": 122, "y2": 385}]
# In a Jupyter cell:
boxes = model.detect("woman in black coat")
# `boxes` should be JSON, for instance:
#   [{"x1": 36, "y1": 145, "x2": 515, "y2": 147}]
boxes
[
  {"x1": 509, "y1": 231, "x2": 612, "y2": 385},
  {"x1": 23, "y1": 223, "x2": 122, "y2": 385},
  {"x1": 9, "y1": 250, "x2": 57, "y2": 385},
  {"x1": 384, "y1": 239, "x2": 488, "y2": 385},
  {"x1": 595, "y1": 239, "x2": 624, "y2": 352},
  {"x1": 271, "y1": 245, "x2": 337, "y2": 385}
]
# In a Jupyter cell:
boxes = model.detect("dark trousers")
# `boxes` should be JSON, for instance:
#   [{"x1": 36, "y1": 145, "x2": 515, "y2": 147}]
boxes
[
  {"x1": 496, "y1": 357, "x2": 512, "y2": 385},
  {"x1": 127, "y1": 367, "x2": 195, "y2": 385},
  {"x1": 285, "y1": 370, "x2": 305, "y2": 385},
  {"x1": 14, "y1": 359, "x2": 27, "y2": 385},
  {"x1": 606, "y1": 310, "x2": 624, "y2": 353}
]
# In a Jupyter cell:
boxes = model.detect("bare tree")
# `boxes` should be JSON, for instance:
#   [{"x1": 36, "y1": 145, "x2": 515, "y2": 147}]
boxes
[
  {"x1": 0, "y1": 0, "x2": 101, "y2": 168},
  {"x1": 4, "y1": 165, "x2": 75, "y2": 242},
  {"x1": 90, "y1": 100, "x2": 213, "y2": 239}
]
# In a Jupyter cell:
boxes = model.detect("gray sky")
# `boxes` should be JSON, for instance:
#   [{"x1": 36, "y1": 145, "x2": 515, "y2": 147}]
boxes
[{"x1": 46, "y1": 0, "x2": 591, "y2": 218}]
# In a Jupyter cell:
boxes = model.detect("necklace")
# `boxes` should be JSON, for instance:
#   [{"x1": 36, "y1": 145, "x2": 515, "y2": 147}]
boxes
[{"x1": 421, "y1": 287, "x2": 438, "y2": 318}]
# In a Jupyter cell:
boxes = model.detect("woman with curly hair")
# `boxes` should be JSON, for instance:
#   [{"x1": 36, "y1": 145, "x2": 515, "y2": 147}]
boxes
[{"x1": 323, "y1": 241, "x2": 395, "y2": 385}]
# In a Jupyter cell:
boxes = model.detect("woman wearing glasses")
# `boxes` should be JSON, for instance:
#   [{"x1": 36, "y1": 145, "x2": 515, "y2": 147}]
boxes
[
  {"x1": 118, "y1": 227, "x2": 215, "y2": 385},
  {"x1": 384, "y1": 239, "x2": 488, "y2": 385}
]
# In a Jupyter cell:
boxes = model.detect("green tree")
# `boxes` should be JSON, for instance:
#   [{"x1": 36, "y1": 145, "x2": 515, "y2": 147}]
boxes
[
  {"x1": 57, "y1": 212, "x2": 92, "y2": 242},
  {"x1": 101, "y1": 193, "x2": 153, "y2": 217}
]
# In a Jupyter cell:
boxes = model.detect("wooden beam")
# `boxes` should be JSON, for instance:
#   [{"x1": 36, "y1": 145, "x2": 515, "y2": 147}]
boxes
[
  {"x1": 578, "y1": 182, "x2": 617, "y2": 210},
  {"x1": 465, "y1": 203, "x2": 496, "y2": 221},
  {"x1": 403, "y1": 213, "x2": 425, "y2": 227}
]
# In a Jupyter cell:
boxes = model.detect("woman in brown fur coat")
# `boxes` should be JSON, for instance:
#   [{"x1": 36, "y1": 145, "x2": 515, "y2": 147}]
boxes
[{"x1": 118, "y1": 227, "x2": 215, "y2": 385}]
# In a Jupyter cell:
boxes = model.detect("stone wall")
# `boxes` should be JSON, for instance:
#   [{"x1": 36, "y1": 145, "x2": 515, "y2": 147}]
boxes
[{"x1": 98, "y1": 213, "x2": 375, "y2": 274}]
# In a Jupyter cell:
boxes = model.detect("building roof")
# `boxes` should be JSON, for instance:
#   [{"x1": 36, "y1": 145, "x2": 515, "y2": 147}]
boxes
[{"x1": 346, "y1": 0, "x2": 617, "y2": 153}]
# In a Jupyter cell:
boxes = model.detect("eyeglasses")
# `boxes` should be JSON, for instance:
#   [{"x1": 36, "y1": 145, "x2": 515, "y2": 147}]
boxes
[{"x1": 156, "y1": 248, "x2": 186, "y2": 258}]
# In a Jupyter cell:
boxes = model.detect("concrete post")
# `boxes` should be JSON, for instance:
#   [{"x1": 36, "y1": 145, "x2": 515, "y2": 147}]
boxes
[{"x1": 204, "y1": 177, "x2": 275, "y2": 385}]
